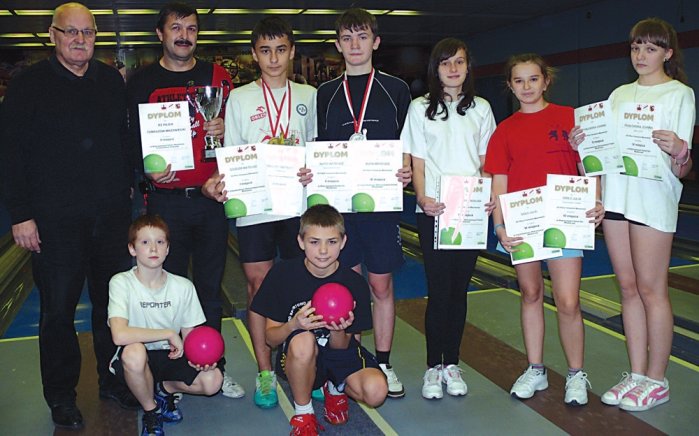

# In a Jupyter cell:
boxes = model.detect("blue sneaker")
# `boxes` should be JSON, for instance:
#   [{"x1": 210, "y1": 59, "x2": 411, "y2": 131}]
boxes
[
  {"x1": 254, "y1": 370, "x2": 278, "y2": 409},
  {"x1": 154, "y1": 390, "x2": 183, "y2": 423},
  {"x1": 141, "y1": 410, "x2": 164, "y2": 436}
]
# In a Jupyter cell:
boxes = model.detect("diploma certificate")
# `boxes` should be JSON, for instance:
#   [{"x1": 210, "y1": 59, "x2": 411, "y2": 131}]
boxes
[
  {"x1": 215, "y1": 145, "x2": 270, "y2": 218},
  {"x1": 139, "y1": 101, "x2": 194, "y2": 172},
  {"x1": 543, "y1": 175, "x2": 596, "y2": 250},
  {"x1": 499, "y1": 187, "x2": 562, "y2": 265},
  {"x1": 617, "y1": 102, "x2": 664, "y2": 181},
  {"x1": 262, "y1": 144, "x2": 306, "y2": 216},
  {"x1": 434, "y1": 176, "x2": 491, "y2": 250},
  {"x1": 574, "y1": 101, "x2": 624, "y2": 176},
  {"x1": 350, "y1": 140, "x2": 403, "y2": 212},
  {"x1": 305, "y1": 141, "x2": 354, "y2": 212}
]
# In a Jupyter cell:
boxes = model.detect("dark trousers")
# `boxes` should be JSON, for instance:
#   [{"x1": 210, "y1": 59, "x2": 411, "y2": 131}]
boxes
[
  {"x1": 32, "y1": 203, "x2": 131, "y2": 406},
  {"x1": 147, "y1": 192, "x2": 227, "y2": 333},
  {"x1": 417, "y1": 213, "x2": 479, "y2": 367}
]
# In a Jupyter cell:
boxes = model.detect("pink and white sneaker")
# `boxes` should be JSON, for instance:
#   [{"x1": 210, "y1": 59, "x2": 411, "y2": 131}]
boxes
[
  {"x1": 601, "y1": 372, "x2": 645, "y2": 406},
  {"x1": 619, "y1": 377, "x2": 670, "y2": 412}
]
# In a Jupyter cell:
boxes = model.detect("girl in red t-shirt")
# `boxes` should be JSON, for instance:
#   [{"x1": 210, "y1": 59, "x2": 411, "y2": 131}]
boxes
[{"x1": 484, "y1": 53, "x2": 604, "y2": 406}]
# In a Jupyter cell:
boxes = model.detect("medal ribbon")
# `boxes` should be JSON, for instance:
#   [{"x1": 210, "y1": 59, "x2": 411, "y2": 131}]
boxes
[
  {"x1": 261, "y1": 79, "x2": 292, "y2": 139},
  {"x1": 343, "y1": 68, "x2": 375, "y2": 135}
]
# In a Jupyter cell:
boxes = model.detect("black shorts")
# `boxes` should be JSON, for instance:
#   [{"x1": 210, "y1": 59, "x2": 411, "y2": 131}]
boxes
[
  {"x1": 237, "y1": 217, "x2": 304, "y2": 263},
  {"x1": 109, "y1": 346, "x2": 200, "y2": 386},
  {"x1": 276, "y1": 330, "x2": 380, "y2": 391},
  {"x1": 604, "y1": 211, "x2": 648, "y2": 227},
  {"x1": 338, "y1": 218, "x2": 404, "y2": 274}
]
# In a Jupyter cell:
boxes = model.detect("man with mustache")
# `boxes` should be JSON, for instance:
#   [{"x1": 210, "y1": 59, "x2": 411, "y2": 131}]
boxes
[
  {"x1": 0, "y1": 2, "x2": 137, "y2": 429},
  {"x1": 127, "y1": 2, "x2": 243, "y2": 400}
]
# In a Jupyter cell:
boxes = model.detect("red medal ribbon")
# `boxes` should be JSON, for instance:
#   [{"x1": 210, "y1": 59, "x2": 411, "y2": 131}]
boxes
[
  {"x1": 261, "y1": 79, "x2": 292, "y2": 139},
  {"x1": 343, "y1": 68, "x2": 375, "y2": 135}
]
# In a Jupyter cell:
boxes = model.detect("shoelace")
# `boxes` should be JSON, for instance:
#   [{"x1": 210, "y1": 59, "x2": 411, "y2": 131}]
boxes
[
  {"x1": 518, "y1": 369, "x2": 540, "y2": 384},
  {"x1": 425, "y1": 368, "x2": 441, "y2": 384},
  {"x1": 384, "y1": 368, "x2": 399, "y2": 384},
  {"x1": 444, "y1": 365, "x2": 464, "y2": 380},
  {"x1": 566, "y1": 372, "x2": 591, "y2": 389},
  {"x1": 259, "y1": 374, "x2": 274, "y2": 395},
  {"x1": 627, "y1": 379, "x2": 661, "y2": 399},
  {"x1": 163, "y1": 394, "x2": 177, "y2": 412},
  {"x1": 143, "y1": 412, "x2": 160, "y2": 433}
]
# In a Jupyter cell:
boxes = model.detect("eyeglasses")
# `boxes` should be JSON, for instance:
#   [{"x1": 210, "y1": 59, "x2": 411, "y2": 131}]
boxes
[{"x1": 51, "y1": 26, "x2": 97, "y2": 39}]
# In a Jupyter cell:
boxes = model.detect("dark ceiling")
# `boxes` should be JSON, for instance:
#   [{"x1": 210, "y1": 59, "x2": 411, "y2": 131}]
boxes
[{"x1": 0, "y1": 0, "x2": 603, "y2": 48}]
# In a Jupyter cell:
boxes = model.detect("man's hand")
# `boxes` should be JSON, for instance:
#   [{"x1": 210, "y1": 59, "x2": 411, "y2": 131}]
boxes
[
  {"x1": 146, "y1": 163, "x2": 178, "y2": 184},
  {"x1": 204, "y1": 117, "x2": 225, "y2": 140},
  {"x1": 202, "y1": 172, "x2": 227, "y2": 202},
  {"x1": 297, "y1": 167, "x2": 313, "y2": 186},
  {"x1": 12, "y1": 219, "x2": 41, "y2": 253}
]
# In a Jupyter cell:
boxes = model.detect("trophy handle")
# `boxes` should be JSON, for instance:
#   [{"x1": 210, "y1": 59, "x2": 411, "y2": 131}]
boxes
[
  {"x1": 220, "y1": 79, "x2": 231, "y2": 106},
  {"x1": 185, "y1": 80, "x2": 197, "y2": 109}
]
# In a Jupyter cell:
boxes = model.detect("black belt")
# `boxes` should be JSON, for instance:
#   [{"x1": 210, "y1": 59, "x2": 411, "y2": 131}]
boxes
[{"x1": 150, "y1": 186, "x2": 203, "y2": 199}]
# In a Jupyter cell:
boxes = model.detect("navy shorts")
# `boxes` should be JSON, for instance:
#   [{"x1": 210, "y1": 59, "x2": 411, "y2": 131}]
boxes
[
  {"x1": 604, "y1": 211, "x2": 648, "y2": 227},
  {"x1": 277, "y1": 330, "x2": 380, "y2": 391},
  {"x1": 237, "y1": 217, "x2": 304, "y2": 263},
  {"x1": 109, "y1": 346, "x2": 200, "y2": 386},
  {"x1": 338, "y1": 217, "x2": 404, "y2": 274}
]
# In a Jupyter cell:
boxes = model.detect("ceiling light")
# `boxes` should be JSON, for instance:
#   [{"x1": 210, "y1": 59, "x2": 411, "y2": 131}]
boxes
[
  {"x1": 14, "y1": 10, "x2": 53, "y2": 15},
  {"x1": 117, "y1": 9, "x2": 159, "y2": 15},
  {"x1": 388, "y1": 10, "x2": 423, "y2": 16},
  {"x1": 302, "y1": 9, "x2": 340, "y2": 15},
  {"x1": 0, "y1": 33, "x2": 36, "y2": 38}
]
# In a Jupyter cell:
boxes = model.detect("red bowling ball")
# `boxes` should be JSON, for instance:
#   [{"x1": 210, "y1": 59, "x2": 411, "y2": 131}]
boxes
[
  {"x1": 311, "y1": 283, "x2": 354, "y2": 323},
  {"x1": 184, "y1": 326, "x2": 225, "y2": 366}
]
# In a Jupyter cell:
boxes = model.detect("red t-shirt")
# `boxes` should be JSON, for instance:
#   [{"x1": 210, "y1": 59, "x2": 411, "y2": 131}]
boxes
[{"x1": 484, "y1": 103, "x2": 580, "y2": 192}]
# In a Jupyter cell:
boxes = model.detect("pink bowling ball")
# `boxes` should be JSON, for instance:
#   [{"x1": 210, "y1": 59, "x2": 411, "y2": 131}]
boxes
[
  {"x1": 311, "y1": 283, "x2": 354, "y2": 323},
  {"x1": 184, "y1": 326, "x2": 225, "y2": 366}
]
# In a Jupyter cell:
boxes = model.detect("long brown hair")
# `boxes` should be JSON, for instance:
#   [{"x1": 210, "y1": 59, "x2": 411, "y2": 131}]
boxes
[{"x1": 629, "y1": 17, "x2": 687, "y2": 84}]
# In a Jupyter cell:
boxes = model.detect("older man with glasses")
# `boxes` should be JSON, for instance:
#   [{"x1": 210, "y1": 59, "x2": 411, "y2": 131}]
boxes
[{"x1": 0, "y1": 2, "x2": 137, "y2": 430}]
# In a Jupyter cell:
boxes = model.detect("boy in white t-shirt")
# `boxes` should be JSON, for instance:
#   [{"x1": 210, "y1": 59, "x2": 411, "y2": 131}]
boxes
[
  {"x1": 202, "y1": 16, "x2": 316, "y2": 409},
  {"x1": 108, "y1": 215, "x2": 223, "y2": 436}
]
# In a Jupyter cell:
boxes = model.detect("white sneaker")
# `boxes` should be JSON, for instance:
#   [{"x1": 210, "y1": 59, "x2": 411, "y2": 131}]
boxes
[
  {"x1": 510, "y1": 366, "x2": 548, "y2": 399},
  {"x1": 422, "y1": 366, "x2": 443, "y2": 400},
  {"x1": 442, "y1": 364, "x2": 468, "y2": 396},
  {"x1": 601, "y1": 372, "x2": 645, "y2": 406},
  {"x1": 564, "y1": 371, "x2": 590, "y2": 406},
  {"x1": 379, "y1": 363, "x2": 405, "y2": 398},
  {"x1": 619, "y1": 377, "x2": 670, "y2": 412},
  {"x1": 221, "y1": 372, "x2": 245, "y2": 398}
]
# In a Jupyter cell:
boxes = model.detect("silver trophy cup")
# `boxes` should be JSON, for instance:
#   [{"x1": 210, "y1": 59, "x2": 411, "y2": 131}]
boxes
[{"x1": 186, "y1": 80, "x2": 230, "y2": 160}]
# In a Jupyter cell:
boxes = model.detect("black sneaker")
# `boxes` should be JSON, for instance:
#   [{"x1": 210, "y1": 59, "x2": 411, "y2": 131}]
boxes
[
  {"x1": 141, "y1": 410, "x2": 164, "y2": 436},
  {"x1": 99, "y1": 384, "x2": 141, "y2": 410},
  {"x1": 50, "y1": 402, "x2": 84, "y2": 430}
]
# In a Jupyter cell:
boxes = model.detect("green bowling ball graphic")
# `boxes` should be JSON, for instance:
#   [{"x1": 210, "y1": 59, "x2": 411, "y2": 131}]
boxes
[
  {"x1": 143, "y1": 154, "x2": 167, "y2": 173},
  {"x1": 352, "y1": 192, "x2": 375, "y2": 212},
  {"x1": 307, "y1": 193, "x2": 329, "y2": 207},
  {"x1": 512, "y1": 242, "x2": 534, "y2": 261},
  {"x1": 439, "y1": 227, "x2": 463, "y2": 245},
  {"x1": 622, "y1": 156, "x2": 639, "y2": 176},
  {"x1": 582, "y1": 155, "x2": 603, "y2": 174},
  {"x1": 543, "y1": 228, "x2": 567, "y2": 248},
  {"x1": 224, "y1": 198, "x2": 247, "y2": 218}
]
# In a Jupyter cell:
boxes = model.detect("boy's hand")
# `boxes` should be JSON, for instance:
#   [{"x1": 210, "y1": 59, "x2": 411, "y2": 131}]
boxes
[
  {"x1": 298, "y1": 167, "x2": 313, "y2": 186},
  {"x1": 168, "y1": 334, "x2": 184, "y2": 359},
  {"x1": 188, "y1": 361, "x2": 218, "y2": 372},
  {"x1": 291, "y1": 301, "x2": 325, "y2": 331},
  {"x1": 396, "y1": 165, "x2": 412, "y2": 187},
  {"x1": 326, "y1": 309, "x2": 355, "y2": 331}
]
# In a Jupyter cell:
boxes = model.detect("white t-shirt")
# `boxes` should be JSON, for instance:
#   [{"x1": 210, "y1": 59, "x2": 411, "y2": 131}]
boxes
[
  {"x1": 603, "y1": 80, "x2": 695, "y2": 232},
  {"x1": 108, "y1": 267, "x2": 206, "y2": 350},
  {"x1": 224, "y1": 80, "x2": 317, "y2": 227},
  {"x1": 402, "y1": 95, "x2": 496, "y2": 212}
]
